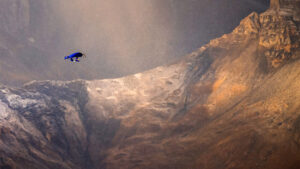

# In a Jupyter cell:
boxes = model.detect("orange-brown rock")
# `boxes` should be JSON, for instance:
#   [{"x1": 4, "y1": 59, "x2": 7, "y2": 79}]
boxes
[{"x1": 0, "y1": 0, "x2": 299, "y2": 169}]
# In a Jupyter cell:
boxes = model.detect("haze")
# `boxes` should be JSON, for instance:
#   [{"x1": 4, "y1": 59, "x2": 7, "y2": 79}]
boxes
[{"x1": 0, "y1": 0, "x2": 269, "y2": 85}]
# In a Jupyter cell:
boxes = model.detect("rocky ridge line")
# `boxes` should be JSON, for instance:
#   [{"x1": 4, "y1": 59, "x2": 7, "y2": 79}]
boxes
[{"x1": 0, "y1": 0, "x2": 300, "y2": 169}]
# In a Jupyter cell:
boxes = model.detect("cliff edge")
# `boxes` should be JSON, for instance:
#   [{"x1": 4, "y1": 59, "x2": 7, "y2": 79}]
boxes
[{"x1": 0, "y1": 0, "x2": 300, "y2": 169}]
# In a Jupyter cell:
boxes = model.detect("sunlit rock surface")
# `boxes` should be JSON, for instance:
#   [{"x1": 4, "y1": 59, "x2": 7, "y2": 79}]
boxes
[{"x1": 0, "y1": 0, "x2": 300, "y2": 168}]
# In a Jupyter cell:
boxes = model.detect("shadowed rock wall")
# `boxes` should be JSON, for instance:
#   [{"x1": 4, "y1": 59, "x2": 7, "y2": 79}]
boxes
[{"x1": 0, "y1": 0, "x2": 299, "y2": 169}]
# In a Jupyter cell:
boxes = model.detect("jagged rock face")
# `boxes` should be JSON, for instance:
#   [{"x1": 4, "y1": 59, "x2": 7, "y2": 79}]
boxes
[
  {"x1": 270, "y1": 0, "x2": 300, "y2": 15},
  {"x1": 0, "y1": 1, "x2": 300, "y2": 169},
  {"x1": 234, "y1": 0, "x2": 300, "y2": 68},
  {"x1": 0, "y1": 81, "x2": 90, "y2": 169},
  {"x1": 259, "y1": 0, "x2": 300, "y2": 67},
  {"x1": 270, "y1": 0, "x2": 300, "y2": 21}
]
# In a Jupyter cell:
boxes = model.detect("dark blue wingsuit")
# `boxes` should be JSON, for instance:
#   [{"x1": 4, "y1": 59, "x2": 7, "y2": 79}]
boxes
[{"x1": 64, "y1": 52, "x2": 86, "y2": 62}]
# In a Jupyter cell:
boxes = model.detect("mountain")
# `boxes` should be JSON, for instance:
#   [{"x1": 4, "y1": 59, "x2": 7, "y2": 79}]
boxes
[{"x1": 0, "y1": 0, "x2": 299, "y2": 169}]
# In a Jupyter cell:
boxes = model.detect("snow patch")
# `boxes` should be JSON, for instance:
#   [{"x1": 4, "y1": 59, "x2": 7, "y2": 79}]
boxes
[
  {"x1": 6, "y1": 94, "x2": 42, "y2": 109},
  {"x1": 0, "y1": 101, "x2": 10, "y2": 119}
]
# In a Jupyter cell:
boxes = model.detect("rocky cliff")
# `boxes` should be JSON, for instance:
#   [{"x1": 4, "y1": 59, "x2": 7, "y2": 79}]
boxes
[{"x1": 0, "y1": 0, "x2": 300, "y2": 169}]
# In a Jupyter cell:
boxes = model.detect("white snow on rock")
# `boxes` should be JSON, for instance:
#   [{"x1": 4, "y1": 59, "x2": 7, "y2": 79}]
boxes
[{"x1": 5, "y1": 94, "x2": 44, "y2": 109}]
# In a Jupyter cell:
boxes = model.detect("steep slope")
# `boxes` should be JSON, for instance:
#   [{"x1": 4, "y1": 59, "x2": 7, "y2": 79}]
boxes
[{"x1": 0, "y1": 0, "x2": 300, "y2": 169}]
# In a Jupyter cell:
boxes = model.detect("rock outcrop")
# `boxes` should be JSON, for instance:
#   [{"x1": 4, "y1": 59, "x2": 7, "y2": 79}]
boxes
[
  {"x1": 260, "y1": 0, "x2": 300, "y2": 67},
  {"x1": 0, "y1": 0, "x2": 300, "y2": 169}
]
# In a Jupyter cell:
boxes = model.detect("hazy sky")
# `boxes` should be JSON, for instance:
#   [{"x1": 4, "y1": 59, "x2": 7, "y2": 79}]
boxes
[
  {"x1": 0, "y1": 0, "x2": 270, "y2": 85},
  {"x1": 51, "y1": 0, "x2": 269, "y2": 79}
]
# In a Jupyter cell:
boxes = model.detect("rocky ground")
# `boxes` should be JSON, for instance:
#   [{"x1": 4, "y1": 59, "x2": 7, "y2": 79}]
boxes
[{"x1": 0, "y1": 0, "x2": 300, "y2": 169}]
